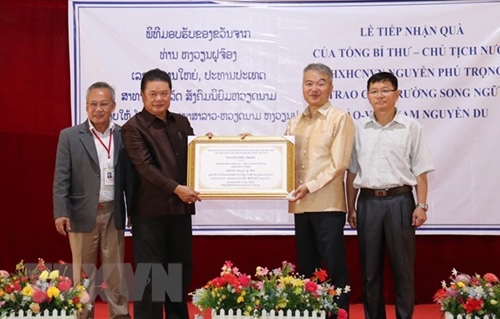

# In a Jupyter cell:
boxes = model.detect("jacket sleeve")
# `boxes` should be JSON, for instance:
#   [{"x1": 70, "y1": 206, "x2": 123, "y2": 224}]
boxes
[
  {"x1": 53, "y1": 130, "x2": 71, "y2": 219},
  {"x1": 121, "y1": 121, "x2": 180, "y2": 194}
]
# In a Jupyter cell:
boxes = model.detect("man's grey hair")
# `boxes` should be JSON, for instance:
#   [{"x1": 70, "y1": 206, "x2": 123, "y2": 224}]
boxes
[
  {"x1": 86, "y1": 81, "x2": 116, "y2": 102},
  {"x1": 303, "y1": 63, "x2": 333, "y2": 84}
]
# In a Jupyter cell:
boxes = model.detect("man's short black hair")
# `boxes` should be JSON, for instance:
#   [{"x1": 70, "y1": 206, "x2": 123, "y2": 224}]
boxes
[
  {"x1": 140, "y1": 68, "x2": 172, "y2": 92},
  {"x1": 367, "y1": 72, "x2": 398, "y2": 90}
]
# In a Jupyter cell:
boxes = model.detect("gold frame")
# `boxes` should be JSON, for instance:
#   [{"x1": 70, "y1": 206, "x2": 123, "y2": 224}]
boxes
[{"x1": 187, "y1": 136, "x2": 295, "y2": 199}]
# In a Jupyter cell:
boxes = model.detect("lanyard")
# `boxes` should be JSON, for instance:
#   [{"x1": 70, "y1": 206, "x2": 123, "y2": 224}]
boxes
[{"x1": 91, "y1": 128, "x2": 113, "y2": 164}]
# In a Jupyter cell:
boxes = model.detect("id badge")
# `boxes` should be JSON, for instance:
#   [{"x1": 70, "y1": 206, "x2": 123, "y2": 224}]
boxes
[{"x1": 104, "y1": 168, "x2": 115, "y2": 186}]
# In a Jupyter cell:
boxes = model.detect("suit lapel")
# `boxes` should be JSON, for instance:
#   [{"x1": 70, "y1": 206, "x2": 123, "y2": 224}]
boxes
[
  {"x1": 79, "y1": 121, "x2": 99, "y2": 165},
  {"x1": 113, "y1": 126, "x2": 121, "y2": 167}
]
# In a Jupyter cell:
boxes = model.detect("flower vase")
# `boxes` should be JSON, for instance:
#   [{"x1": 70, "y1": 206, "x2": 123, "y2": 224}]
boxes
[
  {"x1": 444, "y1": 313, "x2": 497, "y2": 319},
  {"x1": 212, "y1": 309, "x2": 327, "y2": 319},
  {"x1": 3, "y1": 309, "x2": 76, "y2": 318}
]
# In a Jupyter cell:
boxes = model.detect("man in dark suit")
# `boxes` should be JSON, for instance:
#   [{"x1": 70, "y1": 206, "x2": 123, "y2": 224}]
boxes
[
  {"x1": 53, "y1": 82, "x2": 132, "y2": 319},
  {"x1": 121, "y1": 68, "x2": 200, "y2": 319}
]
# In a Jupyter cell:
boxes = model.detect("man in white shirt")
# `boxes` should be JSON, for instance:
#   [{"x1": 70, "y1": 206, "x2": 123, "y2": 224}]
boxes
[
  {"x1": 53, "y1": 82, "x2": 132, "y2": 319},
  {"x1": 346, "y1": 72, "x2": 434, "y2": 319}
]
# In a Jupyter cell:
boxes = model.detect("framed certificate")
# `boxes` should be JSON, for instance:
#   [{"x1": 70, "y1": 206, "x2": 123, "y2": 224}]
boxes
[{"x1": 187, "y1": 136, "x2": 295, "y2": 199}]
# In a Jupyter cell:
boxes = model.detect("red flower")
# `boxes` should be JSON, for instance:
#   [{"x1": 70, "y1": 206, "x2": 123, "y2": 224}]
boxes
[
  {"x1": 313, "y1": 269, "x2": 328, "y2": 282},
  {"x1": 223, "y1": 273, "x2": 241, "y2": 292},
  {"x1": 58, "y1": 260, "x2": 67, "y2": 265},
  {"x1": 210, "y1": 277, "x2": 226, "y2": 287},
  {"x1": 238, "y1": 274, "x2": 251, "y2": 287},
  {"x1": 33, "y1": 289, "x2": 48, "y2": 303},
  {"x1": 37, "y1": 259, "x2": 47, "y2": 271},
  {"x1": 58, "y1": 279, "x2": 72, "y2": 292},
  {"x1": 101, "y1": 281, "x2": 107, "y2": 290},
  {"x1": 433, "y1": 288, "x2": 448, "y2": 302},
  {"x1": 462, "y1": 297, "x2": 484, "y2": 314},
  {"x1": 484, "y1": 273, "x2": 499, "y2": 283},
  {"x1": 471, "y1": 277, "x2": 481, "y2": 286},
  {"x1": 337, "y1": 308, "x2": 348, "y2": 319},
  {"x1": 305, "y1": 281, "x2": 318, "y2": 293}
]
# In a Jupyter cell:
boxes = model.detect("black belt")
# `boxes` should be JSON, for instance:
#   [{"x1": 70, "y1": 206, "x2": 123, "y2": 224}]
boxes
[{"x1": 360, "y1": 185, "x2": 412, "y2": 197}]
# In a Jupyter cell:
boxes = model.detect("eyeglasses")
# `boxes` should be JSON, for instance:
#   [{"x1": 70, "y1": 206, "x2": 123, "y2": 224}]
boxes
[
  {"x1": 368, "y1": 89, "x2": 396, "y2": 96},
  {"x1": 87, "y1": 102, "x2": 112, "y2": 110},
  {"x1": 147, "y1": 92, "x2": 170, "y2": 100}
]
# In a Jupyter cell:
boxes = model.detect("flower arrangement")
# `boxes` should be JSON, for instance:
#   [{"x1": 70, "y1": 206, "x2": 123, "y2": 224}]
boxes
[
  {"x1": 0, "y1": 259, "x2": 91, "y2": 317},
  {"x1": 191, "y1": 261, "x2": 349, "y2": 319},
  {"x1": 433, "y1": 268, "x2": 500, "y2": 318}
]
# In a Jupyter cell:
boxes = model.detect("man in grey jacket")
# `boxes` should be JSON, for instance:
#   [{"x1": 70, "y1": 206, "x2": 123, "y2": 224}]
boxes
[{"x1": 53, "y1": 82, "x2": 132, "y2": 319}]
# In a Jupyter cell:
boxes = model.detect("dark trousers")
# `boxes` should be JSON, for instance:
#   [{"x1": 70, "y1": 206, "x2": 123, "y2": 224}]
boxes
[
  {"x1": 294, "y1": 212, "x2": 350, "y2": 314},
  {"x1": 132, "y1": 214, "x2": 193, "y2": 319},
  {"x1": 357, "y1": 191, "x2": 416, "y2": 319}
]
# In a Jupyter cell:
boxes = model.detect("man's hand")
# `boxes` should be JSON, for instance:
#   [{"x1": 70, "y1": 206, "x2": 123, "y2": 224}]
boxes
[
  {"x1": 55, "y1": 217, "x2": 71, "y2": 236},
  {"x1": 287, "y1": 184, "x2": 309, "y2": 202},
  {"x1": 412, "y1": 207, "x2": 427, "y2": 227},
  {"x1": 348, "y1": 210, "x2": 357, "y2": 229},
  {"x1": 174, "y1": 185, "x2": 201, "y2": 204}
]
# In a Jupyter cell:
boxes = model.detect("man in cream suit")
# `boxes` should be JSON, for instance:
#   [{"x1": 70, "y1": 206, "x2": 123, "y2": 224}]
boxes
[{"x1": 53, "y1": 82, "x2": 132, "y2": 319}]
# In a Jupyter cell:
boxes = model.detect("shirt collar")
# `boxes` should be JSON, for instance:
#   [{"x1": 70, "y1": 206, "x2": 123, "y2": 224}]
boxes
[
  {"x1": 363, "y1": 108, "x2": 407, "y2": 128},
  {"x1": 302, "y1": 102, "x2": 331, "y2": 118},
  {"x1": 88, "y1": 120, "x2": 114, "y2": 134},
  {"x1": 141, "y1": 108, "x2": 175, "y2": 125}
]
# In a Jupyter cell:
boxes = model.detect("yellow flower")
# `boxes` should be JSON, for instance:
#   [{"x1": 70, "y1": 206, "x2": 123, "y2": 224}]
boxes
[
  {"x1": 47, "y1": 286, "x2": 60, "y2": 298},
  {"x1": 277, "y1": 299, "x2": 287, "y2": 308},
  {"x1": 237, "y1": 296, "x2": 244, "y2": 303},
  {"x1": 16, "y1": 260, "x2": 25, "y2": 271},
  {"x1": 22, "y1": 284, "x2": 34, "y2": 296},
  {"x1": 490, "y1": 299, "x2": 498, "y2": 305},
  {"x1": 0, "y1": 289, "x2": 4, "y2": 297},
  {"x1": 457, "y1": 282, "x2": 465, "y2": 288},
  {"x1": 39, "y1": 270, "x2": 49, "y2": 281},
  {"x1": 280, "y1": 276, "x2": 294, "y2": 285},
  {"x1": 48, "y1": 270, "x2": 60, "y2": 280}
]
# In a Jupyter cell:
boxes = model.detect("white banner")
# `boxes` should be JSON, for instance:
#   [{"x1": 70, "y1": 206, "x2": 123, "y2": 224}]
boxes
[{"x1": 69, "y1": 0, "x2": 500, "y2": 235}]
